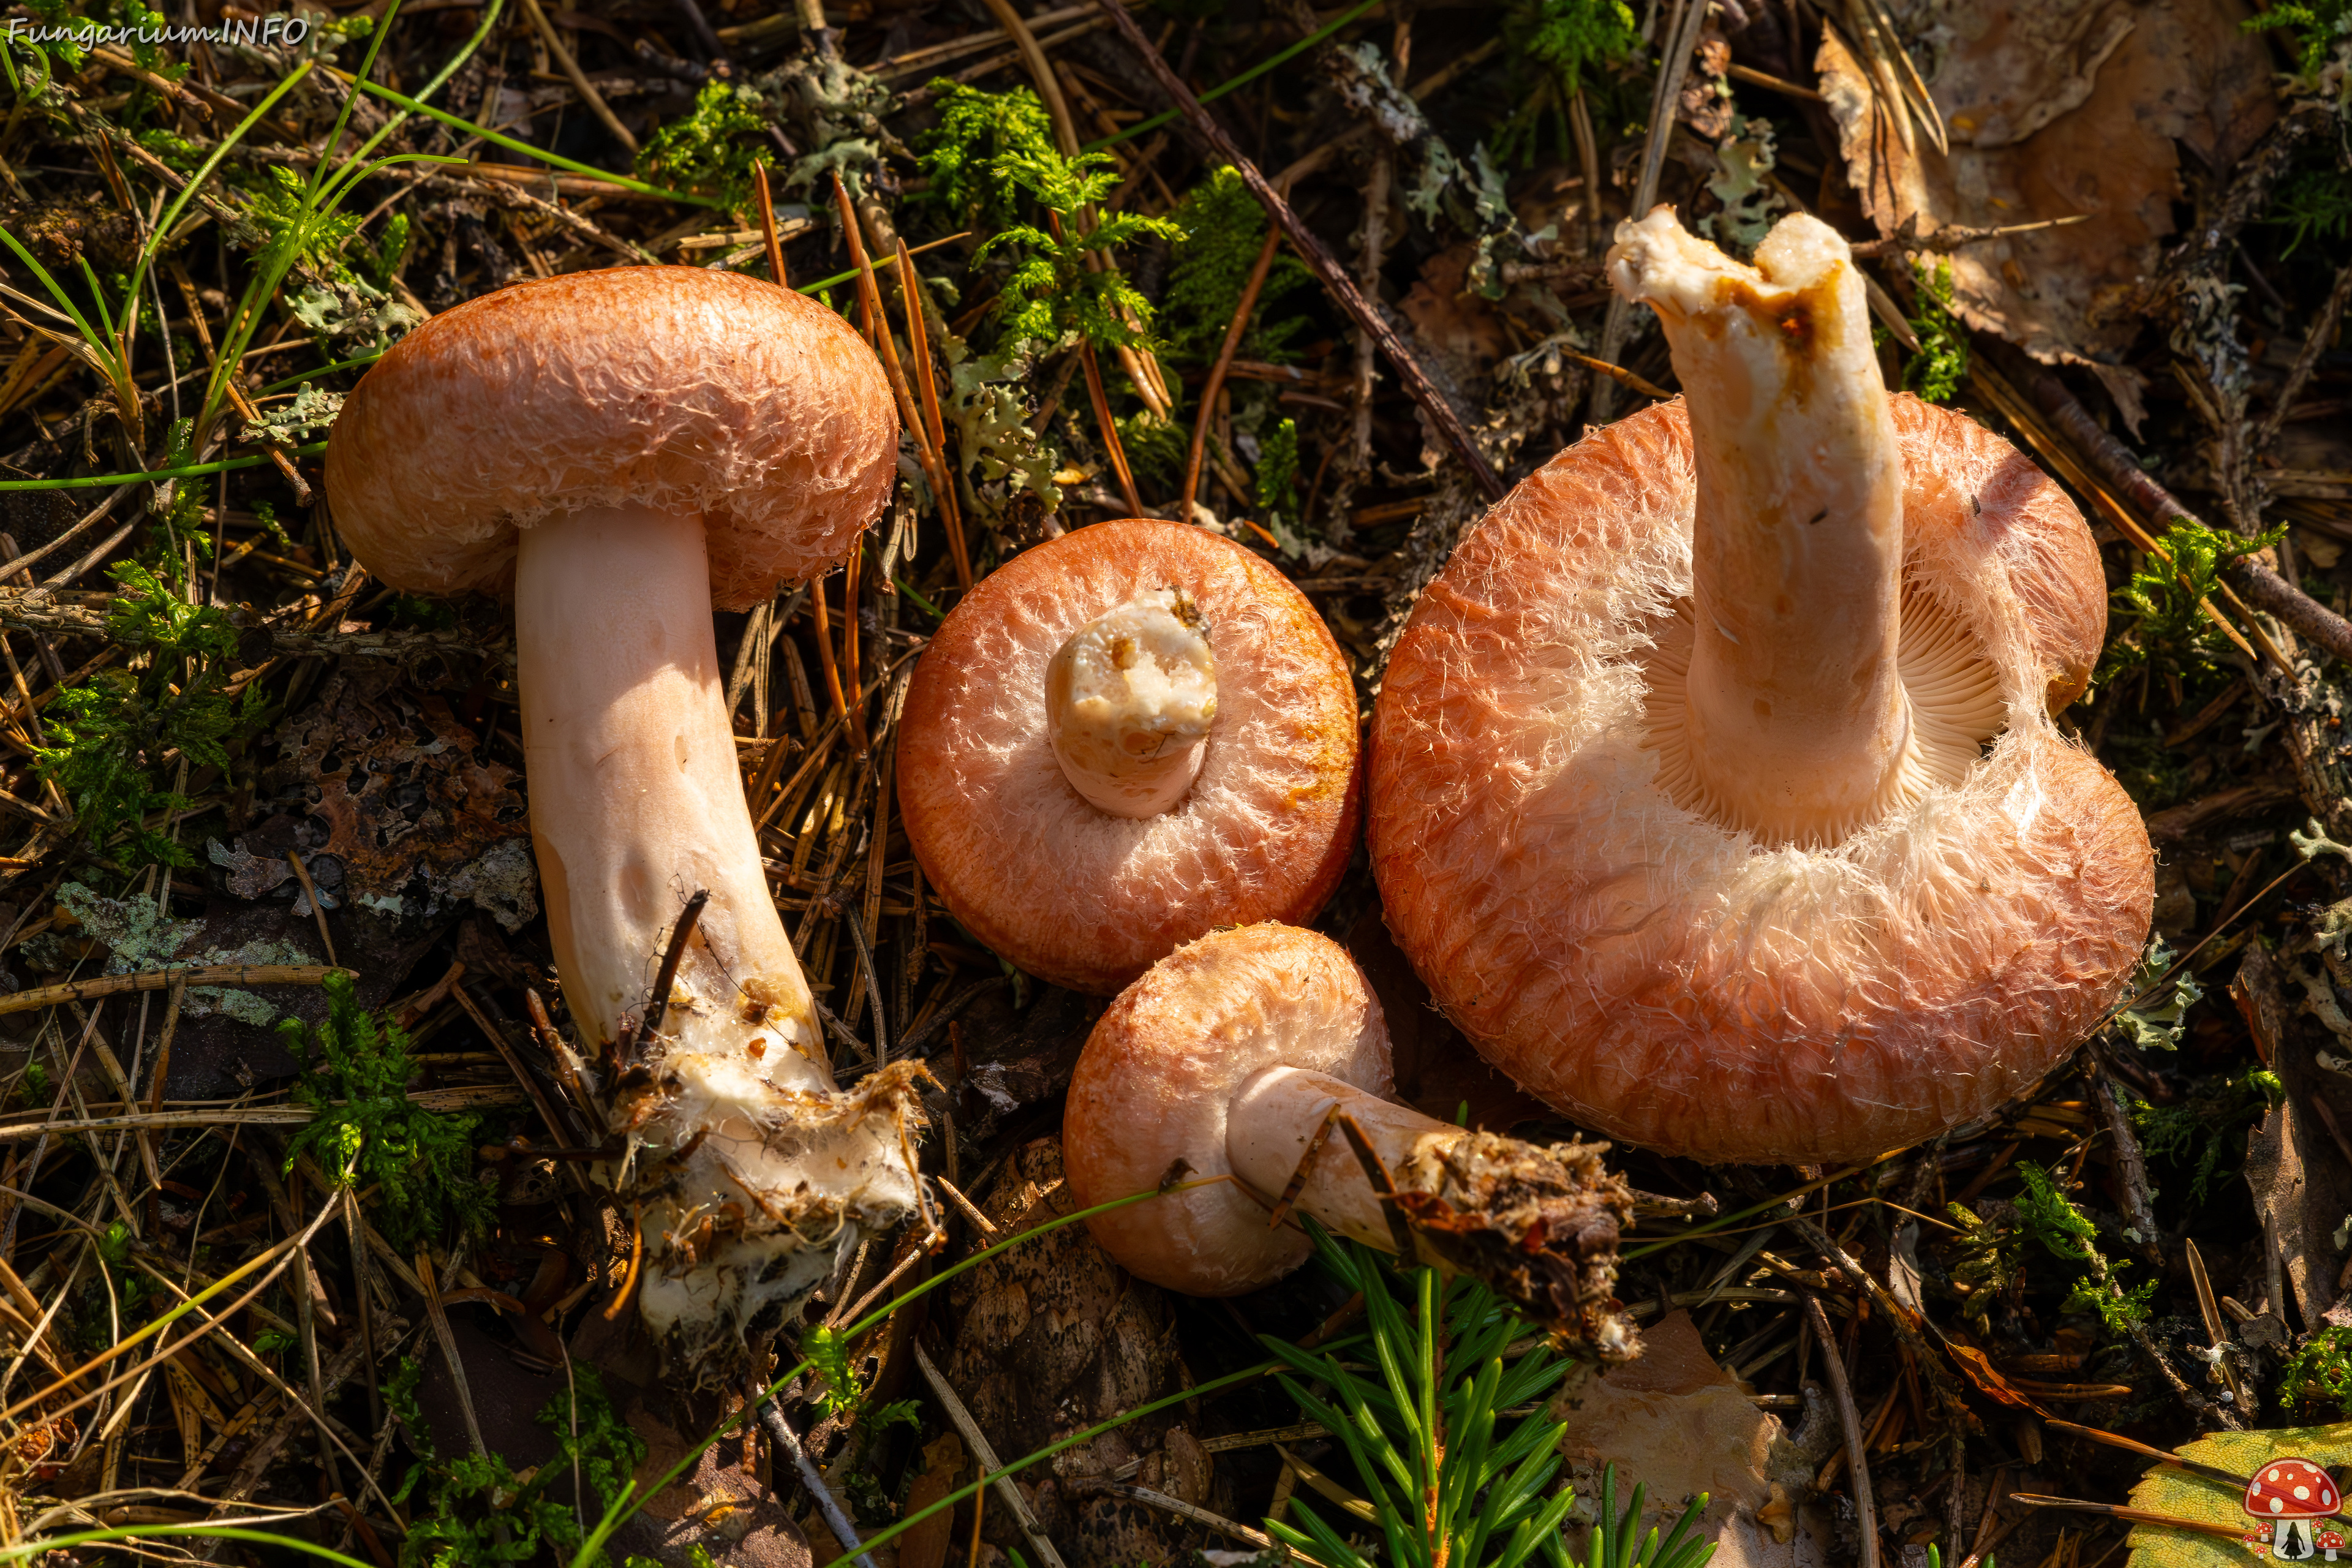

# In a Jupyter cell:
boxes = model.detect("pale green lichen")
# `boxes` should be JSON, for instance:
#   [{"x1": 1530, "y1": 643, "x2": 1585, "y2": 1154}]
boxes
[{"x1": 48, "y1": 881, "x2": 312, "y2": 1026}]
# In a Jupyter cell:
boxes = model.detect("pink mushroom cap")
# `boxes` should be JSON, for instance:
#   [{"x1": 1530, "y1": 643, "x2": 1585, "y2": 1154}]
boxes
[
  {"x1": 325, "y1": 266, "x2": 894, "y2": 609},
  {"x1": 897, "y1": 519, "x2": 1360, "y2": 994},
  {"x1": 1370, "y1": 394, "x2": 2153, "y2": 1166}
]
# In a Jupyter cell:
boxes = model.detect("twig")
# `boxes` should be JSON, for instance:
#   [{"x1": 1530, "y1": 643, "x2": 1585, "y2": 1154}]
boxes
[
  {"x1": 1089, "y1": 0, "x2": 1504, "y2": 502},
  {"x1": 2090, "y1": 1054, "x2": 2160, "y2": 1262},
  {"x1": 0, "y1": 963, "x2": 348, "y2": 1017},
  {"x1": 1562, "y1": 347, "x2": 1671, "y2": 401},
  {"x1": 415, "y1": 1248, "x2": 488, "y2": 1458},
  {"x1": 518, "y1": 0, "x2": 638, "y2": 153},
  {"x1": 1185, "y1": 222, "x2": 1283, "y2": 524},
  {"x1": 0, "y1": 1090, "x2": 526, "y2": 1140},
  {"x1": 2009, "y1": 1496, "x2": 2246, "y2": 1541},
  {"x1": 914, "y1": 1343, "x2": 1072, "y2": 1568},
  {"x1": 829, "y1": 1225, "x2": 941, "y2": 1327},
  {"x1": 1804, "y1": 1292, "x2": 1877, "y2": 1568},
  {"x1": 2256, "y1": 259, "x2": 2352, "y2": 456},
  {"x1": 1848, "y1": 214, "x2": 2088, "y2": 258},
  {"x1": 1591, "y1": 0, "x2": 1708, "y2": 423},
  {"x1": 935, "y1": 1174, "x2": 1000, "y2": 1240},
  {"x1": 897, "y1": 976, "x2": 1008, "y2": 1058},
  {"x1": 896, "y1": 239, "x2": 970, "y2": 590},
  {"x1": 282, "y1": 852, "x2": 338, "y2": 968},
  {"x1": 753, "y1": 160, "x2": 788, "y2": 287},
  {"x1": 2017, "y1": 364, "x2": 2352, "y2": 663},
  {"x1": 976, "y1": 0, "x2": 1085, "y2": 154},
  {"x1": 1078, "y1": 1479, "x2": 1283, "y2": 1552},
  {"x1": 1079, "y1": 340, "x2": 1144, "y2": 515},
  {"x1": 748, "y1": 1376, "x2": 883, "y2": 1568},
  {"x1": 824, "y1": 884, "x2": 889, "y2": 1066},
  {"x1": 832, "y1": 172, "x2": 951, "y2": 610},
  {"x1": 636, "y1": 889, "x2": 709, "y2": 1056}
]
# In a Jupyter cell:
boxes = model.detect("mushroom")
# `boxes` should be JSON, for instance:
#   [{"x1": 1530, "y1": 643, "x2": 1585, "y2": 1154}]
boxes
[
  {"x1": 1368, "y1": 209, "x2": 2154, "y2": 1166},
  {"x1": 2246, "y1": 1458, "x2": 2340, "y2": 1560},
  {"x1": 1061, "y1": 923, "x2": 1634, "y2": 1347},
  {"x1": 896, "y1": 519, "x2": 1360, "y2": 994},
  {"x1": 324, "y1": 266, "x2": 927, "y2": 1365}
]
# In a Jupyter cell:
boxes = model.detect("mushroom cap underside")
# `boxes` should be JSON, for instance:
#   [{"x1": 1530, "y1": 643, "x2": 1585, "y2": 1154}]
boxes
[
  {"x1": 1368, "y1": 394, "x2": 2154, "y2": 1167},
  {"x1": 1063, "y1": 923, "x2": 1392, "y2": 1296},
  {"x1": 324, "y1": 266, "x2": 896, "y2": 609},
  {"x1": 897, "y1": 519, "x2": 1361, "y2": 995}
]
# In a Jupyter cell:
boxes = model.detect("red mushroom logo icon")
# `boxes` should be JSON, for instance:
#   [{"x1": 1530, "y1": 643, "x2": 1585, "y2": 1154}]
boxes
[{"x1": 2246, "y1": 1459, "x2": 2341, "y2": 1560}]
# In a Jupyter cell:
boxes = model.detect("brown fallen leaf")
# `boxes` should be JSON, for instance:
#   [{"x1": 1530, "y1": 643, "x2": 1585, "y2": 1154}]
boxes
[
  {"x1": 239, "y1": 663, "x2": 538, "y2": 932},
  {"x1": 1817, "y1": 0, "x2": 2277, "y2": 428},
  {"x1": 1553, "y1": 1310, "x2": 1836, "y2": 1568}
]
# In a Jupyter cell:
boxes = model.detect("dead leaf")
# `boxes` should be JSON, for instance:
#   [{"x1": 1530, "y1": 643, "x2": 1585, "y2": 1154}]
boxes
[
  {"x1": 1553, "y1": 1310, "x2": 1836, "y2": 1568},
  {"x1": 247, "y1": 665, "x2": 537, "y2": 932},
  {"x1": 897, "y1": 1431, "x2": 967, "y2": 1568},
  {"x1": 1942, "y1": 1338, "x2": 2045, "y2": 1413},
  {"x1": 1818, "y1": 0, "x2": 2277, "y2": 428},
  {"x1": 1398, "y1": 244, "x2": 1510, "y2": 390},
  {"x1": 2243, "y1": 1026, "x2": 2352, "y2": 1328}
]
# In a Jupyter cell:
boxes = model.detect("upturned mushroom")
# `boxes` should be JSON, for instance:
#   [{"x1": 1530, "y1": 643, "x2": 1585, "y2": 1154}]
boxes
[
  {"x1": 325, "y1": 266, "x2": 926, "y2": 1365},
  {"x1": 1061, "y1": 923, "x2": 1634, "y2": 1347},
  {"x1": 897, "y1": 519, "x2": 1359, "y2": 993},
  {"x1": 1369, "y1": 209, "x2": 2154, "y2": 1166}
]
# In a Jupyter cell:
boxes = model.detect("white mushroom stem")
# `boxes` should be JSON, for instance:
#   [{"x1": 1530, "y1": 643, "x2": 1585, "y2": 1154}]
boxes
[
  {"x1": 1224, "y1": 1067, "x2": 1629, "y2": 1352},
  {"x1": 516, "y1": 504, "x2": 922, "y2": 1352},
  {"x1": 1225, "y1": 1066, "x2": 1465, "y2": 1249},
  {"x1": 1608, "y1": 209, "x2": 1913, "y2": 846},
  {"x1": 1046, "y1": 589, "x2": 1216, "y2": 818}
]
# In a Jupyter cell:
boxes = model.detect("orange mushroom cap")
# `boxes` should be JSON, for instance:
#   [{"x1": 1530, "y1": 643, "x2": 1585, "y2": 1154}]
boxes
[
  {"x1": 897, "y1": 519, "x2": 1360, "y2": 994},
  {"x1": 1062, "y1": 923, "x2": 1634, "y2": 1344},
  {"x1": 1368, "y1": 213, "x2": 2152, "y2": 1167},
  {"x1": 326, "y1": 266, "x2": 894, "y2": 609}
]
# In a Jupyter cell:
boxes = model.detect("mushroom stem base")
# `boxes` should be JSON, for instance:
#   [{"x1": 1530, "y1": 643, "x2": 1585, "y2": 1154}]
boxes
[
  {"x1": 1226, "y1": 1066, "x2": 1634, "y2": 1352},
  {"x1": 614, "y1": 1058, "x2": 931, "y2": 1375}
]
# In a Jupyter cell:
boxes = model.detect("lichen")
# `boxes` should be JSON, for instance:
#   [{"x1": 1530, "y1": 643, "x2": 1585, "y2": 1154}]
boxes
[{"x1": 51, "y1": 881, "x2": 313, "y2": 1026}]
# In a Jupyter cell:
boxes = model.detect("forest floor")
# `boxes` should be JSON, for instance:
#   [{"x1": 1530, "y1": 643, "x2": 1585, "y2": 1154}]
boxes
[{"x1": 0, "y1": 0, "x2": 2347, "y2": 1564}]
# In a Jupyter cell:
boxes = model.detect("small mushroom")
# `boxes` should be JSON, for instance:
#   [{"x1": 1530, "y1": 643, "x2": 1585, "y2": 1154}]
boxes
[
  {"x1": 325, "y1": 266, "x2": 924, "y2": 1366},
  {"x1": 1061, "y1": 923, "x2": 1634, "y2": 1347},
  {"x1": 1369, "y1": 209, "x2": 2154, "y2": 1165},
  {"x1": 897, "y1": 519, "x2": 1360, "y2": 993}
]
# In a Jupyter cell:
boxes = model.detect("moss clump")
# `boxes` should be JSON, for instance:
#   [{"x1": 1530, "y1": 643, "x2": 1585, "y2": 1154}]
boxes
[{"x1": 2283, "y1": 1326, "x2": 2352, "y2": 1417}]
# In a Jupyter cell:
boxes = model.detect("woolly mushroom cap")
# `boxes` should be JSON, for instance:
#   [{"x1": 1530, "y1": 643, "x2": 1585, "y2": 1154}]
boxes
[
  {"x1": 897, "y1": 519, "x2": 1360, "y2": 994},
  {"x1": 1062, "y1": 924, "x2": 1392, "y2": 1295},
  {"x1": 1370, "y1": 212, "x2": 2153, "y2": 1170},
  {"x1": 1371, "y1": 392, "x2": 2150, "y2": 1163},
  {"x1": 324, "y1": 266, "x2": 895, "y2": 609}
]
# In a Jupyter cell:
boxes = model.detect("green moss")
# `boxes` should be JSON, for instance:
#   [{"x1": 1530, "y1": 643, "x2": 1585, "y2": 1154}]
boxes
[
  {"x1": 390, "y1": 1357, "x2": 650, "y2": 1567},
  {"x1": 917, "y1": 81, "x2": 1061, "y2": 232},
  {"x1": 33, "y1": 559, "x2": 263, "y2": 869},
  {"x1": 919, "y1": 83, "x2": 1177, "y2": 356},
  {"x1": 1162, "y1": 167, "x2": 1314, "y2": 364},
  {"x1": 2097, "y1": 516, "x2": 2285, "y2": 688},
  {"x1": 282, "y1": 971, "x2": 492, "y2": 1251},
  {"x1": 2016, "y1": 1161, "x2": 2155, "y2": 1340},
  {"x1": 2245, "y1": 0, "x2": 2352, "y2": 81},
  {"x1": 2135, "y1": 1065, "x2": 2282, "y2": 1206},
  {"x1": 1901, "y1": 260, "x2": 1969, "y2": 404},
  {"x1": 636, "y1": 81, "x2": 771, "y2": 208},
  {"x1": 1256, "y1": 417, "x2": 1300, "y2": 522},
  {"x1": 2283, "y1": 1326, "x2": 2352, "y2": 1417}
]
